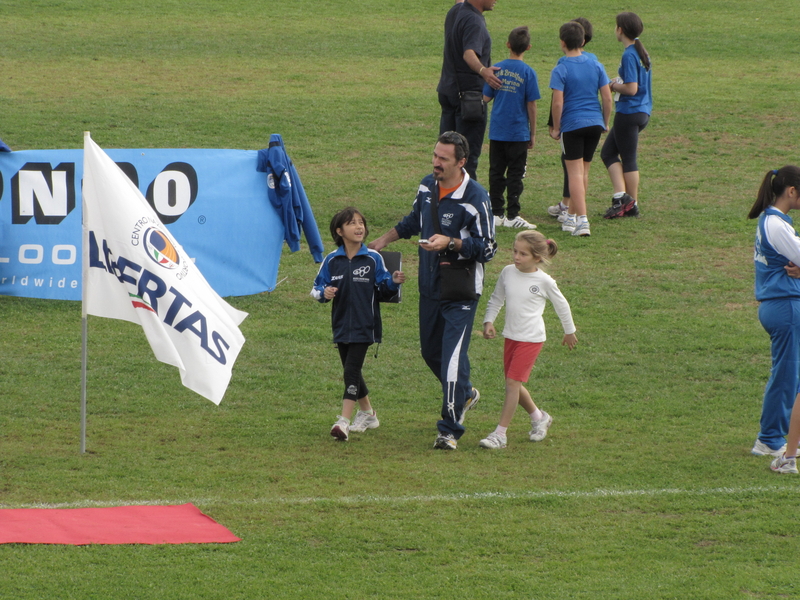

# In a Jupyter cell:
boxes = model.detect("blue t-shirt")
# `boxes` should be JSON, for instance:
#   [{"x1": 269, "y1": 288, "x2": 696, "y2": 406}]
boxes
[
  {"x1": 549, "y1": 54, "x2": 610, "y2": 133},
  {"x1": 615, "y1": 44, "x2": 652, "y2": 115},
  {"x1": 483, "y1": 58, "x2": 541, "y2": 142}
]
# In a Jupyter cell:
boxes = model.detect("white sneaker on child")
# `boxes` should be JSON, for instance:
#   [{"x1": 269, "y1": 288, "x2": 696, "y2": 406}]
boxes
[
  {"x1": 751, "y1": 439, "x2": 786, "y2": 457},
  {"x1": 529, "y1": 411, "x2": 553, "y2": 442},
  {"x1": 561, "y1": 214, "x2": 576, "y2": 233},
  {"x1": 479, "y1": 431, "x2": 507, "y2": 449},
  {"x1": 503, "y1": 216, "x2": 537, "y2": 229},
  {"x1": 330, "y1": 416, "x2": 349, "y2": 441},
  {"x1": 350, "y1": 410, "x2": 379, "y2": 433},
  {"x1": 771, "y1": 453, "x2": 798, "y2": 474}
]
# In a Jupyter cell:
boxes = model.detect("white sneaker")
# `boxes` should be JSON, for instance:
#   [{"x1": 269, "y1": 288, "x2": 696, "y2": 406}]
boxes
[
  {"x1": 503, "y1": 215, "x2": 536, "y2": 229},
  {"x1": 479, "y1": 431, "x2": 507, "y2": 449},
  {"x1": 330, "y1": 416, "x2": 349, "y2": 441},
  {"x1": 571, "y1": 220, "x2": 591, "y2": 237},
  {"x1": 434, "y1": 433, "x2": 457, "y2": 450},
  {"x1": 752, "y1": 439, "x2": 786, "y2": 457},
  {"x1": 529, "y1": 411, "x2": 553, "y2": 442},
  {"x1": 493, "y1": 215, "x2": 505, "y2": 227},
  {"x1": 458, "y1": 387, "x2": 480, "y2": 424},
  {"x1": 557, "y1": 209, "x2": 569, "y2": 223},
  {"x1": 350, "y1": 410, "x2": 379, "y2": 433},
  {"x1": 561, "y1": 214, "x2": 576, "y2": 233},
  {"x1": 771, "y1": 453, "x2": 799, "y2": 474},
  {"x1": 547, "y1": 202, "x2": 566, "y2": 217}
]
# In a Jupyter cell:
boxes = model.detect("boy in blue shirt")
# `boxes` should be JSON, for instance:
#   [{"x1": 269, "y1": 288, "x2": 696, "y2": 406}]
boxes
[{"x1": 483, "y1": 26, "x2": 541, "y2": 230}]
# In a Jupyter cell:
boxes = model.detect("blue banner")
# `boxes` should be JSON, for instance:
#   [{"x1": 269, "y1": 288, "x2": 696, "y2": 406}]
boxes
[{"x1": 0, "y1": 148, "x2": 295, "y2": 300}]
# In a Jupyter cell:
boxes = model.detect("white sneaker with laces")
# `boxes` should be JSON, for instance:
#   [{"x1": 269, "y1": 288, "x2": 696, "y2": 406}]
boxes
[
  {"x1": 557, "y1": 209, "x2": 569, "y2": 223},
  {"x1": 771, "y1": 453, "x2": 798, "y2": 474},
  {"x1": 504, "y1": 215, "x2": 537, "y2": 229},
  {"x1": 547, "y1": 203, "x2": 565, "y2": 217},
  {"x1": 330, "y1": 416, "x2": 349, "y2": 441},
  {"x1": 479, "y1": 431, "x2": 508, "y2": 449},
  {"x1": 529, "y1": 411, "x2": 553, "y2": 442},
  {"x1": 493, "y1": 215, "x2": 505, "y2": 227},
  {"x1": 458, "y1": 387, "x2": 480, "y2": 424},
  {"x1": 752, "y1": 439, "x2": 786, "y2": 457},
  {"x1": 434, "y1": 433, "x2": 457, "y2": 450},
  {"x1": 561, "y1": 214, "x2": 576, "y2": 233},
  {"x1": 571, "y1": 220, "x2": 591, "y2": 237},
  {"x1": 350, "y1": 410, "x2": 379, "y2": 433}
]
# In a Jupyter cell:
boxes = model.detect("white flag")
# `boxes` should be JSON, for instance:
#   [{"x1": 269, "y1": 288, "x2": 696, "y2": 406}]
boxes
[{"x1": 82, "y1": 133, "x2": 247, "y2": 404}]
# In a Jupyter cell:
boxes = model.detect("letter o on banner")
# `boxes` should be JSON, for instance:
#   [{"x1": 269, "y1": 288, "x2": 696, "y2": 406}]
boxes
[{"x1": 145, "y1": 162, "x2": 198, "y2": 224}]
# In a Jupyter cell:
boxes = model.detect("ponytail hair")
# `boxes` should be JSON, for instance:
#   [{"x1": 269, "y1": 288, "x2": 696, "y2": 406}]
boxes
[
  {"x1": 748, "y1": 166, "x2": 800, "y2": 219},
  {"x1": 616, "y1": 12, "x2": 650, "y2": 71},
  {"x1": 515, "y1": 230, "x2": 558, "y2": 265}
]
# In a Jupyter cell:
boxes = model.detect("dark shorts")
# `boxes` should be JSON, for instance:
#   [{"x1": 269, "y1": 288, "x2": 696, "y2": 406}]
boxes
[{"x1": 561, "y1": 125, "x2": 604, "y2": 162}]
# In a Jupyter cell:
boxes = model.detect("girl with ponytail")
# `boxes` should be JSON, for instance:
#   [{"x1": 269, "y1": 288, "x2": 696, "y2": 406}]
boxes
[
  {"x1": 748, "y1": 166, "x2": 800, "y2": 472},
  {"x1": 600, "y1": 12, "x2": 652, "y2": 219}
]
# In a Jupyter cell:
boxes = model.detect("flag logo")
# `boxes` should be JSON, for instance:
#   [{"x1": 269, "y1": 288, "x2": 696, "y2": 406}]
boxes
[{"x1": 143, "y1": 227, "x2": 181, "y2": 269}]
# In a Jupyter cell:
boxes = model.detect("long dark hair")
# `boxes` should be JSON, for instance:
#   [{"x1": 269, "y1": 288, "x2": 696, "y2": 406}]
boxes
[
  {"x1": 617, "y1": 12, "x2": 650, "y2": 71},
  {"x1": 330, "y1": 207, "x2": 368, "y2": 246},
  {"x1": 748, "y1": 166, "x2": 800, "y2": 219}
]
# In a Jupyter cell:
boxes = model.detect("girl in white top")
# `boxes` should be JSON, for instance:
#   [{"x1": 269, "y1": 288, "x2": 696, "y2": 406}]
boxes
[{"x1": 479, "y1": 230, "x2": 577, "y2": 449}]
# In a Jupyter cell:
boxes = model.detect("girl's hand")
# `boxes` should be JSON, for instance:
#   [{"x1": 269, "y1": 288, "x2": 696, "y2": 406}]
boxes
[
  {"x1": 483, "y1": 322, "x2": 496, "y2": 339},
  {"x1": 562, "y1": 332, "x2": 577, "y2": 350},
  {"x1": 393, "y1": 270, "x2": 406, "y2": 284},
  {"x1": 323, "y1": 286, "x2": 337, "y2": 300},
  {"x1": 786, "y1": 262, "x2": 800, "y2": 279},
  {"x1": 549, "y1": 128, "x2": 560, "y2": 141}
]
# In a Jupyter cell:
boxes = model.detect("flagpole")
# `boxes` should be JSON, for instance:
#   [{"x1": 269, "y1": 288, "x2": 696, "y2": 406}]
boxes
[{"x1": 80, "y1": 131, "x2": 90, "y2": 453}]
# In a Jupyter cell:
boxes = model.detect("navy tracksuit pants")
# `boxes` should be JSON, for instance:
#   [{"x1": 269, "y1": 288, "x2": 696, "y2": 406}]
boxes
[
  {"x1": 758, "y1": 298, "x2": 800, "y2": 450},
  {"x1": 419, "y1": 294, "x2": 478, "y2": 439}
]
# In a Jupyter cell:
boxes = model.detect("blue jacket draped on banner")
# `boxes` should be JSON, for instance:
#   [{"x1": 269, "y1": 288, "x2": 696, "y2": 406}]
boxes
[{"x1": 257, "y1": 134, "x2": 324, "y2": 263}]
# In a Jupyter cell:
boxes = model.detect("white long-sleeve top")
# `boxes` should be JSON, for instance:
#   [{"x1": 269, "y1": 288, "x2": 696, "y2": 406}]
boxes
[{"x1": 483, "y1": 265, "x2": 576, "y2": 343}]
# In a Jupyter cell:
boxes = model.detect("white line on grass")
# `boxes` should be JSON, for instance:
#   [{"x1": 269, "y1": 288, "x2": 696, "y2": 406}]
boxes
[{"x1": 1, "y1": 485, "x2": 795, "y2": 509}]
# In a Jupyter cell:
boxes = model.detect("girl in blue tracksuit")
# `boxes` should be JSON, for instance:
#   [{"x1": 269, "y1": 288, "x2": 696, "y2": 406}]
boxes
[
  {"x1": 748, "y1": 166, "x2": 800, "y2": 468},
  {"x1": 311, "y1": 207, "x2": 405, "y2": 442}
]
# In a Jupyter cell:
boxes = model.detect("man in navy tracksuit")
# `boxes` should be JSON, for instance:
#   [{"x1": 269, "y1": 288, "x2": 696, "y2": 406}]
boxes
[{"x1": 370, "y1": 132, "x2": 496, "y2": 449}]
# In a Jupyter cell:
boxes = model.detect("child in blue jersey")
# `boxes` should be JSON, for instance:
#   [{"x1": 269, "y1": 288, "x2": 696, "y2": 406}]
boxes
[
  {"x1": 747, "y1": 166, "x2": 800, "y2": 471},
  {"x1": 482, "y1": 26, "x2": 541, "y2": 231},
  {"x1": 601, "y1": 12, "x2": 652, "y2": 219},
  {"x1": 547, "y1": 17, "x2": 595, "y2": 223},
  {"x1": 311, "y1": 207, "x2": 405, "y2": 442},
  {"x1": 549, "y1": 21, "x2": 612, "y2": 237}
]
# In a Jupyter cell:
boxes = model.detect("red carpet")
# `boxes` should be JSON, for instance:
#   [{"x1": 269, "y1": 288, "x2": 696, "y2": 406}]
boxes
[{"x1": 0, "y1": 503, "x2": 241, "y2": 545}]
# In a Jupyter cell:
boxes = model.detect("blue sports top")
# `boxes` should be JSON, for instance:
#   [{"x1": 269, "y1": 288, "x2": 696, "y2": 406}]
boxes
[
  {"x1": 549, "y1": 54, "x2": 610, "y2": 133},
  {"x1": 615, "y1": 44, "x2": 652, "y2": 115},
  {"x1": 482, "y1": 58, "x2": 541, "y2": 142},
  {"x1": 754, "y1": 207, "x2": 800, "y2": 301}
]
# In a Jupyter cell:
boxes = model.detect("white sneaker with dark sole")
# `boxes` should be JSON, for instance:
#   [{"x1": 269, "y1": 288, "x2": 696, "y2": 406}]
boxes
[
  {"x1": 330, "y1": 416, "x2": 349, "y2": 441},
  {"x1": 458, "y1": 387, "x2": 480, "y2": 424},
  {"x1": 434, "y1": 433, "x2": 457, "y2": 450},
  {"x1": 504, "y1": 216, "x2": 536, "y2": 229}
]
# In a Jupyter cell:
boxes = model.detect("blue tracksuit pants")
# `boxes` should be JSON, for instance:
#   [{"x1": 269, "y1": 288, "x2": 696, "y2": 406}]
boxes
[
  {"x1": 419, "y1": 294, "x2": 478, "y2": 439},
  {"x1": 758, "y1": 298, "x2": 800, "y2": 450}
]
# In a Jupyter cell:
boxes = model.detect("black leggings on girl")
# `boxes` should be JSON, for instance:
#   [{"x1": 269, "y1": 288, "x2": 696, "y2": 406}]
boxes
[
  {"x1": 601, "y1": 112, "x2": 650, "y2": 172},
  {"x1": 337, "y1": 342, "x2": 371, "y2": 401}
]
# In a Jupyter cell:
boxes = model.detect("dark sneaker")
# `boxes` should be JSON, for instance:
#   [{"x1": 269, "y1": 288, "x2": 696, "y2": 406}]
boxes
[
  {"x1": 623, "y1": 201, "x2": 640, "y2": 218},
  {"x1": 603, "y1": 193, "x2": 635, "y2": 219},
  {"x1": 434, "y1": 433, "x2": 457, "y2": 450}
]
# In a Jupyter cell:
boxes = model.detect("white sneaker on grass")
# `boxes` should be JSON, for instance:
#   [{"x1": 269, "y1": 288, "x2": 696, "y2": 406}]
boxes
[
  {"x1": 771, "y1": 454, "x2": 798, "y2": 474},
  {"x1": 548, "y1": 202, "x2": 566, "y2": 217},
  {"x1": 493, "y1": 215, "x2": 505, "y2": 227},
  {"x1": 458, "y1": 387, "x2": 480, "y2": 424},
  {"x1": 503, "y1": 216, "x2": 537, "y2": 229},
  {"x1": 751, "y1": 439, "x2": 786, "y2": 457},
  {"x1": 330, "y1": 416, "x2": 349, "y2": 441},
  {"x1": 434, "y1": 433, "x2": 457, "y2": 450},
  {"x1": 561, "y1": 214, "x2": 576, "y2": 233},
  {"x1": 529, "y1": 411, "x2": 553, "y2": 442},
  {"x1": 571, "y1": 220, "x2": 591, "y2": 237},
  {"x1": 557, "y1": 210, "x2": 569, "y2": 223},
  {"x1": 479, "y1": 431, "x2": 507, "y2": 449},
  {"x1": 350, "y1": 410, "x2": 379, "y2": 433}
]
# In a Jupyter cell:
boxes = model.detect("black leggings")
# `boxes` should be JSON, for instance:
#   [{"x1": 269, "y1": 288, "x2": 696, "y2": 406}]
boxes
[
  {"x1": 601, "y1": 112, "x2": 649, "y2": 173},
  {"x1": 337, "y1": 343, "x2": 370, "y2": 401}
]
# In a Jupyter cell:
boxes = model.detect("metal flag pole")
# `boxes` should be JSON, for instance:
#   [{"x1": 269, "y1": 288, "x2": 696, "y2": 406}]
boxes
[{"x1": 80, "y1": 131, "x2": 90, "y2": 453}]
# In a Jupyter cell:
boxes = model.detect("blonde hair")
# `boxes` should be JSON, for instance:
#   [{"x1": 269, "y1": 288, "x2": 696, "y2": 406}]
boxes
[{"x1": 515, "y1": 230, "x2": 558, "y2": 265}]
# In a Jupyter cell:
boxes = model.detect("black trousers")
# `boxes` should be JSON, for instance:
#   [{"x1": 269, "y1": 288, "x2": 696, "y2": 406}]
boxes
[
  {"x1": 488, "y1": 140, "x2": 528, "y2": 219},
  {"x1": 438, "y1": 91, "x2": 487, "y2": 181},
  {"x1": 337, "y1": 342, "x2": 370, "y2": 401}
]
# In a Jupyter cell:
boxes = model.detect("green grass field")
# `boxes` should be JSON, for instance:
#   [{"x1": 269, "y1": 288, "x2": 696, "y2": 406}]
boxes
[{"x1": 2, "y1": 0, "x2": 800, "y2": 598}]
